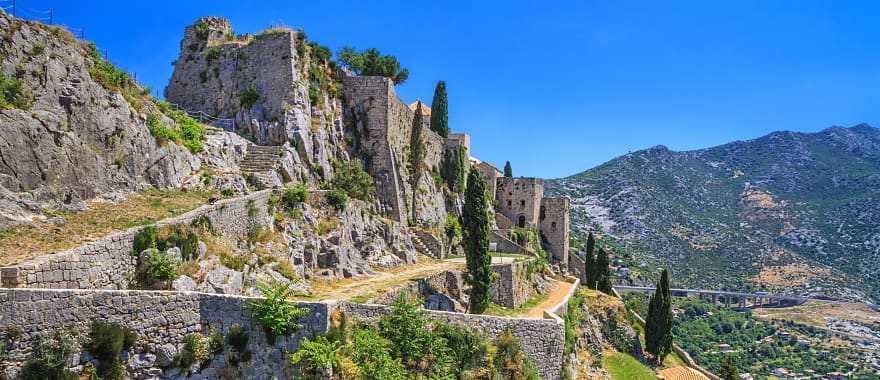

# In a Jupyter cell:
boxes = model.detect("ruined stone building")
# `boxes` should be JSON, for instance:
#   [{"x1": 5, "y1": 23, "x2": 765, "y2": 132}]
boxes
[{"x1": 471, "y1": 158, "x2": 571, "y2": 268}]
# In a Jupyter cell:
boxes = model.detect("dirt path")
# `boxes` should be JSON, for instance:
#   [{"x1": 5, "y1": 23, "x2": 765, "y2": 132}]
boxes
[
  {"x1": 303, "y1": 258, "x2": 464, "y2": 301},
  {"x1": 526, "y1": 279, "x2": 575, "y2": 318}
]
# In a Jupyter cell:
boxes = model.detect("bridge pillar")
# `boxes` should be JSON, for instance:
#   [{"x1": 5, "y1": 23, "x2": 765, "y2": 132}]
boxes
[
  {"x1": 740, "y1": 298, "x2": 746, "y2": 308},
  {"x1": 711, "y1": 294, "x2": 717, "y2": 304}
]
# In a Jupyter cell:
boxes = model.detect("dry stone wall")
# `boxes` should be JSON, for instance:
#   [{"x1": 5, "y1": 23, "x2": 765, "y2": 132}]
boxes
[
  {"x1": 0, "y1": 190, "x2": 272, "y2": 289},
  {"x1": 342, "y1": 302, "x2": 565, "y2": 379},
  {"x1": 0, "y1": 288, "x2": 331, "y2": 379},
  {"x1": 489, "y1": 261, "x2": 547, "y2": 308}
]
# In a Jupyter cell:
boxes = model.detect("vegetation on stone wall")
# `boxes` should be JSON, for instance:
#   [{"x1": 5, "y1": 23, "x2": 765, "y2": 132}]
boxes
[
  {"x1": 408, "y1": 101, "x2": 426, "y2": 222},
  {"x1": 429, "y1": 81, "x2": 449, "y2": 137},
  {"x1": 145, "y1": 109, "x2": 207, "y2": 154},
  {"x1": 327, "y1": 189, "x2": 349, "y2": 211},
  {"x1": 19, "y1": 331, "x2": 79, "y2": 380},
  {"x1": 86, "y1": 321, "x2": 137, "y2": 379},
  {"x1": 463, "y1": 168, "x2": 494, "y2": 314},
  {"x1": 249, "y1": 282, "x2": 310, "y2": 341},
  {"x1": 282, "y1": 184, "x2": 310, "y2": 209},
  {"x1": 239, "y1": 85, "x2": 260, "y2": 109},
  {"x1": 331, "y1": 159, "x2": 376, "y2": 201},
  {"x1": 337, "y1": 46, "x2": 409, "y2": 84},
  {"x1": 0, "y1": 71, "x2": 30, "y2": 109},
  {"x1": 291, "y1": 299, "x2": 539, "y2": 379}
]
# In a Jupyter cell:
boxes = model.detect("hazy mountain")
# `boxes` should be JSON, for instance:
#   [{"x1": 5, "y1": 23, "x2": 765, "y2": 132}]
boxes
[{"x1": 547, "y1": 124, "x2": 880, "y2": 301}]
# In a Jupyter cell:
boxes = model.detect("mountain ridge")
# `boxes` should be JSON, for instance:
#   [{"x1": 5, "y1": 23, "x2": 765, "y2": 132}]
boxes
[{"x1": 547, "y1": 123, "x2": 880, "y2": 301}]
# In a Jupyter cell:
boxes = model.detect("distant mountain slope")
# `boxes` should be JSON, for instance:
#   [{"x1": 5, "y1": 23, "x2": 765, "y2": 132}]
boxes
[{"x1": 546, "y1": 124, "x2": 880, "y2": 301}]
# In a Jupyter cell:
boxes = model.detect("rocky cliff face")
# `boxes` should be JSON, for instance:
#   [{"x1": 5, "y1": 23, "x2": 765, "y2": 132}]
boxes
[
  {"x1": 547, "y1": 125, "x2": 880, "y2": 301},
  {"x1": 0, "y1": 14, "x2": 205, "y2": 226}
]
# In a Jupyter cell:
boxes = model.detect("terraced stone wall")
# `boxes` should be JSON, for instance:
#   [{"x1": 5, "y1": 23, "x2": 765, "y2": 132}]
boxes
[{"x1": 0, "y1": 191, "x2": 272, "y2": 289}]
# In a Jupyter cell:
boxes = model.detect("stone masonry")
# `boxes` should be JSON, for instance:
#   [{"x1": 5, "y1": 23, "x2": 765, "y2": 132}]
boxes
[
  {"x1": 342, "y1": 76, "x2": 446, "y2": 226},
  {"x1": 0, "y1": 288, "x2": 332, "y2": 379},
  {"x1": 540, "y1": 197, "x2": 571, "y2": 266},
  {"x1": 0, "y1": 190, "x2": 272, "y2": 289}
]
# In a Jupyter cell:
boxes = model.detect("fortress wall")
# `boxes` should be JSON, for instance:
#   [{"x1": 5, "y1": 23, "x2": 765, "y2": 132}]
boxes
[
  {"x1": 341, "y1": 302, "x2": 565, "y2": 380},
  {"x1": 342, "y1": 76, "x2": 446, "y2": 227},
  {"x1": 165, "y1": 19, "x2": 300, "y2": 120},
  {"x1": 540, "y1": 197, "x2": 570, "y2": 266},
  {"x1": 497, "y1": 177, "x2": 544, "y2": 229},
  {"x1": 474, "y1": 161, "x2": 500, "y2": 201},
  {"x1": 0, "y1": 191, "x2": 272, "y2": 289},
  {"x1": 0, "y1": 288, "x2": 331, "y2": 378},
  {"x1": 489, "y1": 261, "x2": 543, "y2": 308}
]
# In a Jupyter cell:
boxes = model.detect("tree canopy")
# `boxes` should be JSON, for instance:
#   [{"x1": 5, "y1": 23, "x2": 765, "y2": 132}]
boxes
[
  {"x1": 337, "y1": 46, "x2": 409, "y2": 84},
  {"x1": 430, "y1": 81, "x2": 449, "y2": 137},
  {"x1": 463, "y1": 168, "x2": 493, "y2": 314}
]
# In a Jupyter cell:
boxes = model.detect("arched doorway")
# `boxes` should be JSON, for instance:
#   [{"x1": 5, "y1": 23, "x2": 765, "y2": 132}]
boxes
[{"x1": 517, "y1": 215, "x2": 526, "y2": 228}]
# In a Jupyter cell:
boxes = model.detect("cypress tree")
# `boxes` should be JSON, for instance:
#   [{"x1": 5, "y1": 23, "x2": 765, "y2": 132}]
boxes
[
  {"x1": 503, "y1": 161, "x2": 512, "y2": 177},
  {"x1": 721, "y1": 355, "x2": 739, "y2": 380},
  {"x1": 429, "y1": 81, "x2": 449, "y2": 137},
  {"x1": 463, "y1": 168, "x2": 493, "y2": 313},
  {"x1": 583, "y1": 233, "x2": 597, "y2": 288},
  {"x1": 440, "y1": 146, "x2": 468, "y2": 193},
  {"x1": 409, "y1": 101, "x2": 425, "y2": 222},
  {"x1": 645, "y1": 269, "x2": 673, "y2": 364},
  {"x1": 595, "y1": 247, "x2": 613, "y2": 294}
]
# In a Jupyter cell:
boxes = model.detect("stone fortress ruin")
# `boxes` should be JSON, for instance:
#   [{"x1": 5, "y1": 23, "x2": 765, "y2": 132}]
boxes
[{"x1": 0, "y1": 13, "x2": 585, "y2": 379}]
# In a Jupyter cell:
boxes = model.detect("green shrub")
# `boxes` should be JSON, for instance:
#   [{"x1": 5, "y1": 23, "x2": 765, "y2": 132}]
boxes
[
  {"x1": 208, "y1": 331, "x2": 224, "y2": 355},
  {"x1": 20, "y1": 332, "x2": 78, "y2": 380},
  {"x1": 145, "y1": 112, "x2": 206, "y2": 153},
  {"x1": 193, "y1": 22, "x2": 211, "y2": 41},
  {"x1": 0, "y1": 71, "x2": 30, "y2": 110},
  {"x1": 175, "y1": 333, "x2": 210, "y2": 369},
  {"x1": 145, "y1": 249, "x2": 179, "y2": 281},
  {"x1": 85, "y1": 43, "x2": 133, "y2": 94},
  {"x1": 219, "y1": 250, "x2": 246, "y2": 271},
  {"x1": 157, "y1": 226, "x2": 200, "y2": 260},
  {"x1": 326, "y1": 190, "x2": 348, "y2": 211},
  {"x1": 493, "y1": 330, "x2": 540, "y2": 380},
  {"x1": 133, "y1": 225, "x2": 158, "y2": 254},
  {"x1": 226, "y1": 325, "x2": 249, "y2": 352},
  {"x1": 249, "y1": 282, "x2": 310, "y2": 340},
  {"x1": 282, "y1": 184, "x2": 309, "y2": 209},
  {"x1": 239, "y1": 86, "x2": 260, "y2": 109},
  {"x1": 87, "y1": 322, "x2": 136, "y2": 379},
  {"x1": 290, "y1": 335, "x2": 341, "y2": 377},
  {"x1": 434, "y1": 322, "x2": 490, "y2": 372},
  {"x1": 348, "y1": 329, "x2": 405, "y2": 380},
  {"x1": 331, "y1": 159, "x2": 375, "y2": 201},
  {"x1": 221, "y1": 188, "x2": 235, "y2": 197},
  {"x1": 378, "y1": 297, "x2": 454, "y2": 376},
  {"x1": 205, "y1": 47, "x2": 221, "y2": 64}
]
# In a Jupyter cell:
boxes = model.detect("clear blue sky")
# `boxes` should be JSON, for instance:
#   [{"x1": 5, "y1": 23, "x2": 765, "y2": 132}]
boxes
[{"x1": 15, "y1": 1, "x2": 880, "y2": 178}]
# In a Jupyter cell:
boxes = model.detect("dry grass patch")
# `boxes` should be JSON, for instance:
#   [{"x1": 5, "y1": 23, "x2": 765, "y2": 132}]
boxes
[
  {"x1": 0, "y1": 189, "x2": 213, "y2": 266},
  {"x1": 296, "y1": 256, "x2": 463, "y2": 301},
  {"x1": 753, "y1": 300, "x2": 880, "y2": 328}
]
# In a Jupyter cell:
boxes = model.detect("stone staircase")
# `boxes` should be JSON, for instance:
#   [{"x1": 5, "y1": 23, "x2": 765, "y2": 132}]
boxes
[
  {"x1": 240, "y1": 145, "x2": 284, "y2": 189},
  {"x1": 410, "y1": 229, "x2": 445, "y2": 259}
]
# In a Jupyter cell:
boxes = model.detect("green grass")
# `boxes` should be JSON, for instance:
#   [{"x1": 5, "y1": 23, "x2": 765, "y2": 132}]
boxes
[
  {"x1": 603, "y1": 351, "x2": 657, "y2": 380},
  {"x1": 483, "y1": 292, "x2": 549, "y2": 317},
  {"x1": 489, "y1": 252, "x2": 531, "y2": 262}
]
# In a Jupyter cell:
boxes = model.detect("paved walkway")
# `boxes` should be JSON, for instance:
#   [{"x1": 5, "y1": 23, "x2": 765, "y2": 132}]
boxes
[{"x1": 527, "y1": 279, "x2": 575, "y2": 318}]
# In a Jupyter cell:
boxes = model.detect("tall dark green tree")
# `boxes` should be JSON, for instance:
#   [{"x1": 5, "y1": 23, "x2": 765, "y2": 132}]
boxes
[
  {"x1": 645, "y1": 269, "x2": 673, "y2": 363},
  {"x1": 409, "y1": 101, "x2": 425, "y2": 222},
  {"x1": 429, "y1": 81, "x2": 449, "y2": 137},
  {"x1": 583, "y1": 233, "x2": 597, "y2": 288},
  {"x1": 463, "y1": 168, "x2": 493, "y2": 314},
  {"x1": 440, "y1": 146, "x2": 467, "y2": 193},
  {"x1": 503, "y1": 161, "x2": 512, "y2": 177},
  {"x1": 721, "y1": 355, "x2": 739, "y2": 380},
  {"x1": 595, "y1": 247, "x2": 613, "y2": 294}
]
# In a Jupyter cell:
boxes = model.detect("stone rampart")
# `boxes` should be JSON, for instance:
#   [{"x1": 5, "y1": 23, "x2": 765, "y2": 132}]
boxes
[
  {"x1": 540, "y1": 197, "x2": 570, "y2": 266},
  {"x1": 0, "y1": 288, "x2": 331, "y2": 379},
  {"x1": 568, "y1": 252, "x2": 586, "y2": 284},
  {"x1": 490, "y1": 230, "x2": 534, "y2": 255},
  {"x1": 341, "y1": 302, "x2": 565, "y2": 379},
  {"x1": 0, "y1": 191, "x2": 272, "y2": 289},
  {"x1": 496, "y1": 177, "x2": 544, "y2": 229},
  {"x1": 342, "y1": 76, "x2": 446, "y2": 227},
  {"x1": 490, "y1": 260, "x2": 543, "y2": 308}
]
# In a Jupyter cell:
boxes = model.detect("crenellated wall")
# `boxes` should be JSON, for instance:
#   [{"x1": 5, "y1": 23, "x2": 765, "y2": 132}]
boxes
[{"x1": 0, "y1": 191, "x2": 272, "y2": 289}]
